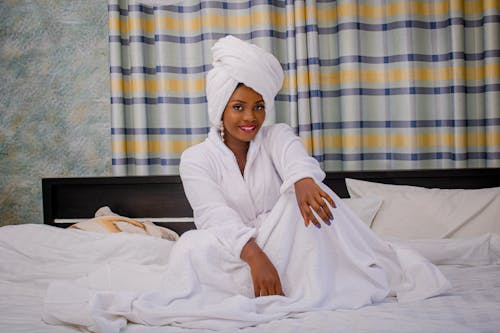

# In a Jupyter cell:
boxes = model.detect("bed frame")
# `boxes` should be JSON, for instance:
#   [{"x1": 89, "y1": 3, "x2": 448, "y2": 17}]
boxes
[{"x1": 42, "y1": 168, "x2": 500, "y2": 235}]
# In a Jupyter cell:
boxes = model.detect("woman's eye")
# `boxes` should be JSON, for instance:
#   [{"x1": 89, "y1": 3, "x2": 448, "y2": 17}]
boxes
[
  {"x1": 255, "y1": 105, "x2": 265, "y2": 111},
  {"x1": 233, "y1": 105, "x2": 243, "y2": 111}
]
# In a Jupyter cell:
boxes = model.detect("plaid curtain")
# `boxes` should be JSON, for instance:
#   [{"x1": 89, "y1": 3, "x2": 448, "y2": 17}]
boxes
[{"x1": 109, "y1": 0, "x2": 500, "y2": 175}]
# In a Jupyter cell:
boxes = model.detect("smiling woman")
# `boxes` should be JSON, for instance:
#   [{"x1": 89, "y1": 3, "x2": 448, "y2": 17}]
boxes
[
  {"x1": 221, "y1": 84, "x2": 266, "y2": 174},
  {"x1": 42, "y1": 36, "x2": 451, "y2": 333}
]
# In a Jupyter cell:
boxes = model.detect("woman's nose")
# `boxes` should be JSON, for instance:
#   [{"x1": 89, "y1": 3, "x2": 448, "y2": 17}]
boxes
[{"x1": 242, "y1": 109, "x2": 256, "y2": 121}]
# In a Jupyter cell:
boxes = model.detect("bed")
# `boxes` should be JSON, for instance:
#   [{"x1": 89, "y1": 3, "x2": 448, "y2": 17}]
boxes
[{"x1": 1, "y1": 168, "x2": 499, "y2": 333}]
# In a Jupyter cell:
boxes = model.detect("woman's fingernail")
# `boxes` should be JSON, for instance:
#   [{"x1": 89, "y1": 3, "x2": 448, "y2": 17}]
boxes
[
  {"x1": 325, "y1": 220, "x2": 331, "y2": 226},
  {"x1": 315, "y1": 223, "x2": 321, "y2": 229},
  {"x1": 330, "y1": 216, "x2": 334, "y2": 222}
]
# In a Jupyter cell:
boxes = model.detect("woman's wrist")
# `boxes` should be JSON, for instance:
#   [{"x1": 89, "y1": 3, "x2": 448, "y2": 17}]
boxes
[
  {"x1": 240, "y1": 238, "x2": 264, "y2": 264},
  {"x1": 294, "y1": 177, "x2": 314, "y2": 188}
]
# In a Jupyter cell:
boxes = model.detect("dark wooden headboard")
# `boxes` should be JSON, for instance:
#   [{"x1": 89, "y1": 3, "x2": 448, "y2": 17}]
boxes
[{"x1": 42, "y1": 168, "x2": 500, "y2": 235}]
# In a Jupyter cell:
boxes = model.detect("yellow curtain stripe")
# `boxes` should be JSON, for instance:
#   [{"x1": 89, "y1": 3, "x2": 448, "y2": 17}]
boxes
[
  {"x1": 109, "y1": 17, "x2": 119, "y2": 32},
  {"x1": 110, "y1": 64, "x2": 499, "y2": 94},
  {"x1": 112, "y1": 133, "x2": 499, "y2": 153},
  {"x1": 109, "y1": 10, "x2": 287, "y2": 34},
  {"x1": 108, "y1": 0, "x2": 497, "y2": 34},
  {"x1": 300, "y1": 132, "x2": 500, "y2": 151},
  {"x1": 282, "y1": 64, "x2": 499, "y2": 88},
  {"x1": 331, "y1": 0, "x2": 495, "y2": 19},
  {"x1": 113, "y1": 139, "x2": 204, "y2": 154},
  {"x1": 110, "y1": 78, "x2": 205, "y2": 94}
]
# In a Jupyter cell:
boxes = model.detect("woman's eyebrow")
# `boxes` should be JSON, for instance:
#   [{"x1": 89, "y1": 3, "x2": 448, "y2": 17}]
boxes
[{"x1": 229, "y1": 99, "x2": 264, "y2": 104}]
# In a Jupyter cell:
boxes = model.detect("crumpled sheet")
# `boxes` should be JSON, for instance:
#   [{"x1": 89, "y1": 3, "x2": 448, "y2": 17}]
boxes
[
  {"x1": 42, "y1": 189, "x2": 451, "y2": 333},
  {"x1": 1, "y1": 226, "x2": 499, "y2": 333}
]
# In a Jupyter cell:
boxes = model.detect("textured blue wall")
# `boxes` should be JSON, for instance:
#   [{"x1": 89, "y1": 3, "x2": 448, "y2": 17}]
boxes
[{"x1": 0, "y1": 1, "x2": 111, "y2": 226}]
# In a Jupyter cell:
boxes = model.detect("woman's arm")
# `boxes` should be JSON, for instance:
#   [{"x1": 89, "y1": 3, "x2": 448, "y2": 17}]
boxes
[
  {"x1": 264, "y1": 124, "x2": 336, "y2": 227},
  {"x1": 263, "y1": 124, "x2": 326, "y2": 194},
  {"x1": 180, "y1": 146, "x2": 256, "y2": 257},
  {"x1": 240, "y1": 238, "x2": 284, "y2": 297}
]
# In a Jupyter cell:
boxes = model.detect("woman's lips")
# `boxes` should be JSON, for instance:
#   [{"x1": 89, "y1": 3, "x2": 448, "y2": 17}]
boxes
[{"x1": 239, "y1": 125, "x2": 257, "y2": 133}]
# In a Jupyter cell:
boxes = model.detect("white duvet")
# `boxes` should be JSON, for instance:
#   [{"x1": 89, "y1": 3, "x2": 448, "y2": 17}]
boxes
[
  {"x1": 1, "y1": 224, "x2": 499, "y2": 333},
  {"x1": 40, "y1": 186, "x2": 452, "y2": 333}
]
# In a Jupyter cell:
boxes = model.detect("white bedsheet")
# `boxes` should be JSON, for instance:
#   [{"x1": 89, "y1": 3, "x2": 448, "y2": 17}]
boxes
[{"x1": 1, "y1": 224, "x2": 499, "y2": 333}]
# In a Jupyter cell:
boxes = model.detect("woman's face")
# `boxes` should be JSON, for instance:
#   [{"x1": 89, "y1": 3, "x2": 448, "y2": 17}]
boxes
[{"x1": 222, "y1": 84, "x2": 266, "y2": 146}]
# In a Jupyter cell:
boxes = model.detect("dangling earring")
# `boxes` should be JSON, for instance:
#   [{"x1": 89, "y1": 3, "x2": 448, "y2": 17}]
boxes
[{"x1": 220, "y1": 120, "x2": 225, "y2": 142}]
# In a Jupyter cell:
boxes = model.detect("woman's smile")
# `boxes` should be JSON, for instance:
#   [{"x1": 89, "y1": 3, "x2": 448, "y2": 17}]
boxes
[{"x1": 239, "y1": 125, "x2": 257, "y2": 133}]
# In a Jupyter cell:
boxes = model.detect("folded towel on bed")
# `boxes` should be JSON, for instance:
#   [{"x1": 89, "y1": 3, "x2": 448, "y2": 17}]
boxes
[{"x1": 68, "y1": 206, "x2": 179, "y2": 241}]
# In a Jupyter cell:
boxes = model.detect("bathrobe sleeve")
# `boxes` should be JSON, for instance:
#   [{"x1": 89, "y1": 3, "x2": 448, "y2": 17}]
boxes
[
  {"x1": 264, "y1": 123, "x2": 326, "y2": 194},
  {"x1": 179, "y1": 146, "x2": 257, "y2": 258}
]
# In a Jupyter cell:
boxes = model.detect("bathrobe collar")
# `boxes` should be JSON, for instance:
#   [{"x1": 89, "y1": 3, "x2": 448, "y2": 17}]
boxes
[{"x1": 207, "y1": 127, "x2": 264, "y2": 177}]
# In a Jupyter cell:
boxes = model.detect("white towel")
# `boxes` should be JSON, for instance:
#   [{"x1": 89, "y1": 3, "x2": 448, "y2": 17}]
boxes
[{"x1": 206, "y1": 35, "x2": 284, "y2": 128}]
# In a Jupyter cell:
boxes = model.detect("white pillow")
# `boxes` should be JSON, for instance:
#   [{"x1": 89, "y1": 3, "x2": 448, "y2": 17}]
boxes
[
  {"x1": 346, "y1": 178, "x2": 500, "y2": 240},
  {"x1": 343, "y1": 197, "x2": 383, "y2": 227}
]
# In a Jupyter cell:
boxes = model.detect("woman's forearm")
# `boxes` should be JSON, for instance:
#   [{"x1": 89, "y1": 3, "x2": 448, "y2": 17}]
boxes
[{"x1": 240, "y1": 238, "x2": 284, "y2": 297}]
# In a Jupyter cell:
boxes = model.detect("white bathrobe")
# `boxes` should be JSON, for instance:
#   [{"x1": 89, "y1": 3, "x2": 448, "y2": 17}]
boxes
[
  {"x1": 179, "y1": 123, "x2": 451, "y2": 301},
  {"x1": 43, "y1": 123, "x2": 450, "y2": 333},
  {"x1": 179, "y1": 123, "x2": 326, "y2": 257}
]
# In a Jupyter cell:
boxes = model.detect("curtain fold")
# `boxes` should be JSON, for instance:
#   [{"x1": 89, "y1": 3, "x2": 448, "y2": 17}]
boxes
[{"x1": 109, "y1": 0, "x2": 500, "y2": 176}]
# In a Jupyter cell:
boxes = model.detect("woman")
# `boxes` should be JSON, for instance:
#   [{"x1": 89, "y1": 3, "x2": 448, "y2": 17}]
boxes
[
  {"x1": 179, "y1": 36, "x2": 449, "y2": 307},
  {"x1": 44, "y1": 36, "x2": 450, "y2": 333}
]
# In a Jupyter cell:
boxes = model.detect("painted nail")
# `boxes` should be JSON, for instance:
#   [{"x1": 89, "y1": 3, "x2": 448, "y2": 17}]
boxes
[
  {"x1": 325, "y1": 220, "x2": 331, "y2": 226},
  {"x1": 315, "y1": 223, "x2": 321, "y2": 229}
]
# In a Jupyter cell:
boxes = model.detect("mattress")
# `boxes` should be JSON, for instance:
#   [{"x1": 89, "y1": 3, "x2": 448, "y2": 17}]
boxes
[{"x1": 1, "y1": 224, "x2": 499, "y2": 333}]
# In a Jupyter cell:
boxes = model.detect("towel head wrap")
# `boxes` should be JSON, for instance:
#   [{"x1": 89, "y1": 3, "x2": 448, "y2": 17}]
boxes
[{"x1": 206, "y1": 36, "x2": 284, "y2": 128}]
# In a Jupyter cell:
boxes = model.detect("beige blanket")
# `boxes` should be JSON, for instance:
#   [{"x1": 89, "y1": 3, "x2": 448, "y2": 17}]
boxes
[{"x1": 68, "y1": 206, "x2": 179, "y2": 241}]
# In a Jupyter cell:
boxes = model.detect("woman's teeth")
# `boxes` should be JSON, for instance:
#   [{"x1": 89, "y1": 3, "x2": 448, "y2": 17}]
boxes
[{"x1": 240, "y1": 126, "x2": 256, "y2": 133}]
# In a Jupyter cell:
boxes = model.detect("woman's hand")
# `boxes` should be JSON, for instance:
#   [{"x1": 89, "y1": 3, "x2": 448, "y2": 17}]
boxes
[
  {"x1": 241, "y1": 239, "x2": 284, "y2": 297},
  {"x1": 294, "y1": 178, "x2": 336, "y2": 228}
]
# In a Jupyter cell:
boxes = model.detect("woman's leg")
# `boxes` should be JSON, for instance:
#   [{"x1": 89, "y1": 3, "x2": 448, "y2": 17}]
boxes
[
  {"x1": 255, "y1": 186, "x2": 450, "y2": 309},
  {"x1": 254, "y1": 189, "x2": 390, "y2": 312}
]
